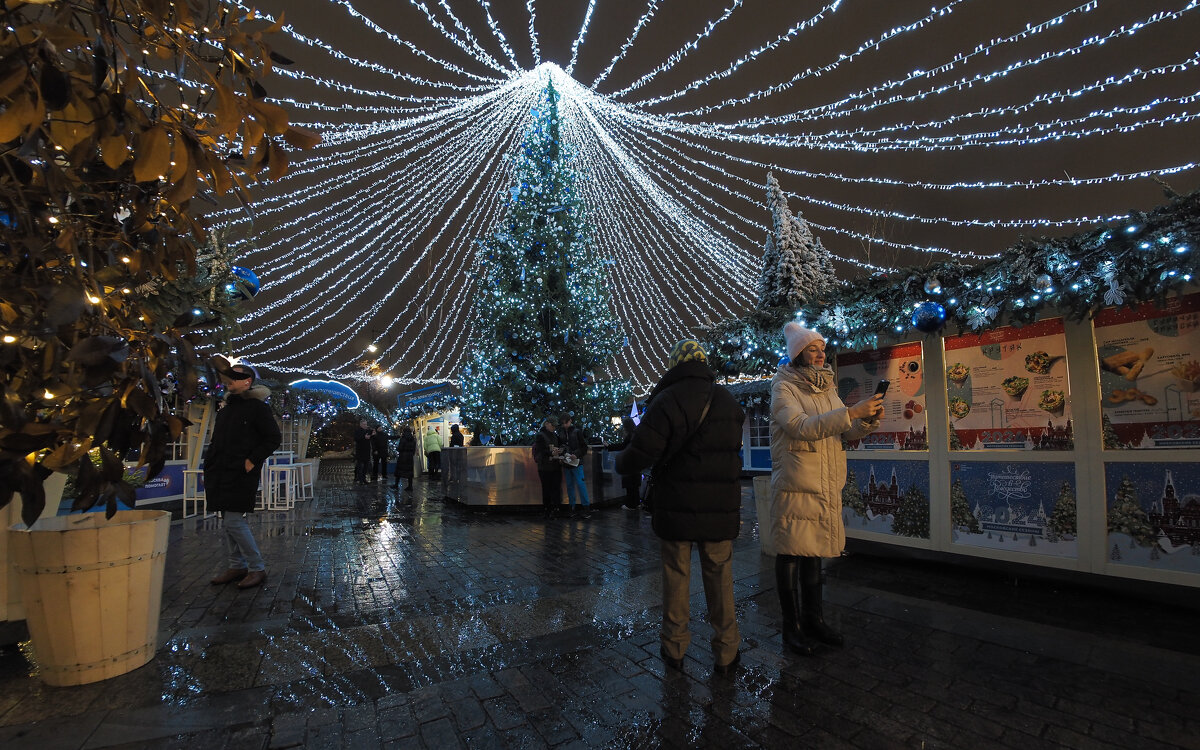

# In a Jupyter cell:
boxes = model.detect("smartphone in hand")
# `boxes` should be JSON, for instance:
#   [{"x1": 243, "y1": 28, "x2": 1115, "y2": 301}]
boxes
[{"x1": 874, "y1": 379, "x2": 891, "y2": 397}]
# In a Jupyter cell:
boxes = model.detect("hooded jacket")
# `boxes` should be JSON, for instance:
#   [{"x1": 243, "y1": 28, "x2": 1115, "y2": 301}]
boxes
[
  {"x1": 203, "y1": 385, "x2": 282, "y2": 513},
  {"x1": 769, "y1": 365, "x2": 879, "y2": 557},
  {"x1": 423, "y1": 428, "x2": 442, "y2": 454},
  {"x1": 394, "y1": 430, "x2": 417, "y2": 479},
  {"x1": 615, "y1": 360, "x2": 745, "y2": 541}
]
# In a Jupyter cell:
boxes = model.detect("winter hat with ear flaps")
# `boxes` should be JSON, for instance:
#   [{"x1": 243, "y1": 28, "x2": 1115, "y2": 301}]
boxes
[{"x1": 783, "y1": 322, "x2": 825, "y2": 362}]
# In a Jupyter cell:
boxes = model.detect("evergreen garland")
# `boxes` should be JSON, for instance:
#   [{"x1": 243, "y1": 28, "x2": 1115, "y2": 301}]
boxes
[
  {"x1": 708, "y1": 189, "x2": 1200, "y2": 377},
  {"x1": 798, "y1": 189, "x2": 1200, "y2": 351}
]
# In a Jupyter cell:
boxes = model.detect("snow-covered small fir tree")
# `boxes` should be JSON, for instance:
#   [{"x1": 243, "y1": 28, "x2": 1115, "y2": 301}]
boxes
[
  {"x1": 459, "y1": 81, "x2": 629, "y2": 444},
  {"x1": 891, "y1": 486, "x2": 930, "y2": 538},
  {"x1": 949, "y1": 480, "x2": 980, "y2": 533},
  {"x1": 1107, "y1": 476, "x2": 1155, "y2": 546},
  {"x1": 842, "y1": 468, "x2": 866, "y2": 517},
  {"x1": 756, "y1": 173, "x2": 837, "y2": 311},
  {"x1": 1048, "y1": 481, "x2": 1077, "y2": 538}
]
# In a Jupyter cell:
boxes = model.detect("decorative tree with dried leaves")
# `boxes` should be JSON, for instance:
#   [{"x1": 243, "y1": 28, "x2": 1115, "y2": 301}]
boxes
[{"x1": 0, "y1": 1, "x2": 320, "y2": 524}]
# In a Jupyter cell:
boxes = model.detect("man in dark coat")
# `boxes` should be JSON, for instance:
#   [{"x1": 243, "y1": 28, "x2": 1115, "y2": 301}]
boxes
[
  {"x1": 393, "y1": 426, "x2": 417, "y2": 491},
  {"x1": 352, "y1": 419, "x2": 372, "y2": 484},
  {"x1": 370, "y1": 424, "x2": 389, "y2": 482},
  {"x1": 205, "y1": 364, "x2": 282, "y2": 590},
  {"x1": 615, "y1": 340, "x2": 746, "y2": 674},
  {"x1": 531, "y1": 416, "x2": 564, "y2": 518}
]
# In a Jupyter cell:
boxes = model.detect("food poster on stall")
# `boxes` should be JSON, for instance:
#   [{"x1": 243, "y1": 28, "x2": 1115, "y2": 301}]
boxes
[
  {"x1": 836, "y1": 342, "x2": 928, "y2": 450},
  {"x1": 943, "y1": 318, "x2": 1073, "y2": 450},
  {"x1": 1094, "y1": 293, "x2": 1200, "y2": 449},
  {"x1": 1104, "y1": 462, "x2": 1200, "y2": 573},
  {"x1": 950, "y1": 461, "x2": 1078, "y2": 558},
  {"x1": 844, "y1": 459, "x2": 931, "y2": 539}
]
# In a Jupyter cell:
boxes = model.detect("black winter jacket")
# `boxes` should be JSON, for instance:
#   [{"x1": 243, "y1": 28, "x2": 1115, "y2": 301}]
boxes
[
  {"x1": 203, "y1": 386, "x2": 282, "y2": 513},
  {"x1": 531, "y1": 426, "x2": 563, "y2": 472},
  {"x1": 615, "y1": 360, "x2": 745, "y2": 541},
  {"x1": 557, "y1": 424, "x2": 589, "y2": 458},
  {"x1": 394, "y1": 431, "x2": 417, "y2": 479}
]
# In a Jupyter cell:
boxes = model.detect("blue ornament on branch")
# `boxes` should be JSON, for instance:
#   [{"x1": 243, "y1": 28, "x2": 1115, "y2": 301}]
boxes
[
  {"x1": 226, "y1": 266, "x2": 260, "y2": 300},
  {"x1": 911, "y1": 301, "x2": 947, "y2": 333}
]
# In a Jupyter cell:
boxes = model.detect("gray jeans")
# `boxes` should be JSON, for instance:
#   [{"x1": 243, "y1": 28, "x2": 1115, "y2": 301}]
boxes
[
  {"x1": 659, "y1": 539, "x2": 739, "y2": 664},
  {"x1": 221, "y1": 512, "x2": 265, "y2": 572}
]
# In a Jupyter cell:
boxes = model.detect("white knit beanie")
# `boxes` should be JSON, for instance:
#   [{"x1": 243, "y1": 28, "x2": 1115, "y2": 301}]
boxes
[{"x1": 783, "y1": 322, "x2": 825, "y2": 363}]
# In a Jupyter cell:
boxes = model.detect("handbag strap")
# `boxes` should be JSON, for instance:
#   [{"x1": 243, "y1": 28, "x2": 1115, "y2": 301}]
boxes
[{"x1": 655, "y1": 384, "x2": 715, "y2": 471}]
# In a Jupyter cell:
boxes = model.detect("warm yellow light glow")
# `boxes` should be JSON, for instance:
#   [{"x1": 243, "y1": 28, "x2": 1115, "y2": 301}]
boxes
[
  {"x1": 121, "y1": 256, "x2": 132, "y2": 263},
  {"x1": 366, "y1": 344, "x2": 378, "y2": 353},
  {"x1": 2, "y1": 335, "x2": 15, "y2": 343},
  {"x1": 43, "y1": 390, "x2": 54, "y2": 399},
  {"x1": 87, "y1": 295, "x2": 101, "y2": 304}
]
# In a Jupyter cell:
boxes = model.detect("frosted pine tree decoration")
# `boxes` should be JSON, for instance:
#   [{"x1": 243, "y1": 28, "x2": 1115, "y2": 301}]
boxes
[{"x1": 757, "y1": 173, "x2": 838, "y2": 311}]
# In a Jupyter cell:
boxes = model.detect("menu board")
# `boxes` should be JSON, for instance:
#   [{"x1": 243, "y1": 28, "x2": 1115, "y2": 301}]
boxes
[
  {"x1": 1094, "y1": 293, "x2": 1200, "y2": 449},
  {"x1": 836, "y1": 342, "x2": 928, "y2": 451},
  {"x1": 943, "y1": 318, "x2": 1073, "y2": 450},
  {"x1": 950, "y1": 461, "x2": 1077, "y2": 558}
]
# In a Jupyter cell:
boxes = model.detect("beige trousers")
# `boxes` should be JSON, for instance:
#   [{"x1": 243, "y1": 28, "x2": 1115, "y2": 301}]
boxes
[{"x1": 659, "y1": 539, "x2": 740, "y2": 665}]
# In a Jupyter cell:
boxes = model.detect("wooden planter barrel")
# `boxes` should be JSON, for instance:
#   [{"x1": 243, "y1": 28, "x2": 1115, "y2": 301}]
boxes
[{"x1": 8, "y1": 510, "x2": 171, "y2": 686}]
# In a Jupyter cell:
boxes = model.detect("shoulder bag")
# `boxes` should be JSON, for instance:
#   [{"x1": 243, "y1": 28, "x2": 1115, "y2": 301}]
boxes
[{"x1": 642, "y1": 386, "x2": 715, "y2": 509}]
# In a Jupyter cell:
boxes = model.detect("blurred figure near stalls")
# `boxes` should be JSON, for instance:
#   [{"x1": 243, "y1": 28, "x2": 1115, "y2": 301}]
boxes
[
  {"x1": 449, "y1": 423, "x2": 465, "y2": 447},
  {"x1": 607, "y1": 416, "x2": 643, "y2": 510},
  {"x1": 370, "y1": 425, "x2": 389, "y2": 482},
  {"x1": 352, "y1": 419, "x2": 372, "y2": 484},
  {"x1": 393, "y1": 426, "x2": 417, "y2": 491}
]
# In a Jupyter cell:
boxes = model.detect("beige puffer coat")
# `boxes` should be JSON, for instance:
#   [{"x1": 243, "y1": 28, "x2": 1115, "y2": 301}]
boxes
[{"x1": 769, "y1": 366, "x2": 879, "y2": 557}]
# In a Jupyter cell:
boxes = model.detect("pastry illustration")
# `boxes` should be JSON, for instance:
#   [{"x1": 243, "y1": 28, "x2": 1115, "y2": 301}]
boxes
[{"x1": 1100, "y1": 346, "x2": 1155, "y2": 381}]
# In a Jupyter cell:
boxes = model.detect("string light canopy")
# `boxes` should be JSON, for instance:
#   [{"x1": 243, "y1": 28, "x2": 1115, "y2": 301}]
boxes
[{"x1": 214, "y1": 0, "x2": 1200, "y2": 390}]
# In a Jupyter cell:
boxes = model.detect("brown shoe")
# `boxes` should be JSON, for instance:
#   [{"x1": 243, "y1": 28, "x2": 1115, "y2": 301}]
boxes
[
  {"x1": 237, "y1": 570, "x2": 266, "y2": 589},
  {"x1": 210, "y1": 568, "x2": 248, "y2": 585}
]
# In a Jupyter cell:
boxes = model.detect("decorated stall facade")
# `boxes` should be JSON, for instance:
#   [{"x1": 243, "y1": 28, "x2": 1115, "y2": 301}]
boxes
[
  {"x1": 709, "y1": 186, "x2": 1200, "y2": 589},
  {"x1": 833, "y1": 296, "x2": 1200, "y2": 588}
]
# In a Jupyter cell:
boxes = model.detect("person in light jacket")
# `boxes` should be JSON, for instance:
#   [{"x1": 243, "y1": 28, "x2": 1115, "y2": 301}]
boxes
[
  {"x1": 423, "y1": 425, "x2": 443, "y2": 479},
  {"x1": 770, "y1": 323, "x2": 882, "y2": 655}
]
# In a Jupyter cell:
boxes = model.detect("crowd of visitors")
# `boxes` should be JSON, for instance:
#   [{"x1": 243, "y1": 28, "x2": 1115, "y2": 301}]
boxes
[{"x1": 213, "y1": 324, "x2": 883, "y2": 675}]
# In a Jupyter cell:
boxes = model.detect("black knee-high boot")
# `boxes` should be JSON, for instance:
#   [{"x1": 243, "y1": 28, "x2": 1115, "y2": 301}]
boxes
[
  {"x1": 775, "y1": 555, "x2": 816, "y2": 655},
  {"x1": 799, "y1": 556, "x2": 843, "y2": 647}
]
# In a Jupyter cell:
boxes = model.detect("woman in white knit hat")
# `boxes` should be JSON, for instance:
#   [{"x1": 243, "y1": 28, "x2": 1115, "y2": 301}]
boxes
[{"x1": 769, "y1": 322, "x2": 883, "y2": 655}]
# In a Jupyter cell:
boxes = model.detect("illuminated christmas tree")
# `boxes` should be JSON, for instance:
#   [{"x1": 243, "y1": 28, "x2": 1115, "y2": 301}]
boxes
[{"x1": 460, "y1": 81, "x2": 629, "y2": 445}]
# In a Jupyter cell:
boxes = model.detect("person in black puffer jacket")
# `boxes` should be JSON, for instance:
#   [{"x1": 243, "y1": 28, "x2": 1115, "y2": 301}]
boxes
[
  {"x1": 615, "y1": 339, "x2": 745, "y2": 675},
  {"x1": 204, "y1": 363, "x2": 282, "y2": 590}
]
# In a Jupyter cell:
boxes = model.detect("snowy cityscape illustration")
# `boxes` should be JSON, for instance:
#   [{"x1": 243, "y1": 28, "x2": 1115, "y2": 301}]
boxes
[
  {"x1": 1106, "y1": 463, "x2": 1200, "y2": 573},
  {"x1": 949, "y1": 462, "x2": 1078, "y2": 558}
]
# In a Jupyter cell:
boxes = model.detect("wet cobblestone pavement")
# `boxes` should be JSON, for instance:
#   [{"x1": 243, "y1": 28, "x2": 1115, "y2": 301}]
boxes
[{"x1": 1, "y1": 461, "x2": 1198, "y2": 749}]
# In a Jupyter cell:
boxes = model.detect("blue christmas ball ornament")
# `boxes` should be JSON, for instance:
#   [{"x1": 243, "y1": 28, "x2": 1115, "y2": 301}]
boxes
[
  {"x1": 226, "y1": 266, "x2": 260, "y2": 300},
  {"x1": 911, "y1": 301, "x2": 946, "y2": 333}
]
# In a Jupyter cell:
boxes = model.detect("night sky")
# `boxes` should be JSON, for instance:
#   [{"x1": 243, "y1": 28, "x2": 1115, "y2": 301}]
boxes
[{"x1": 225, "y1": 1, "x2": 1200, "y2": 386}]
